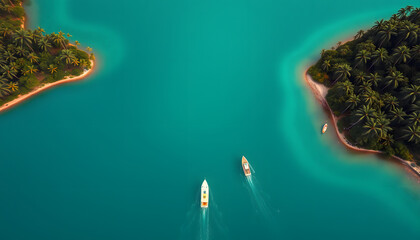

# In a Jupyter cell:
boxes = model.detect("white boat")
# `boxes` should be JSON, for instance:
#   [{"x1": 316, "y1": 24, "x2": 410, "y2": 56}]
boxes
[
  {"x1": 322, "y1": 123, "x2": 328, "y2": 134},
  {"x1": 242, "y1": 156, "x2": 251, "y2": 177},
  {"x1": 201, "y1": 180, "x2": 209, "y2": 208}
]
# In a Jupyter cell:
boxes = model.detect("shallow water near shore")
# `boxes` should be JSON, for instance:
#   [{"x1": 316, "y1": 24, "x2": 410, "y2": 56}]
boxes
[{"x1": 1, "y1": 0, "x2": 420, "y2": 239}]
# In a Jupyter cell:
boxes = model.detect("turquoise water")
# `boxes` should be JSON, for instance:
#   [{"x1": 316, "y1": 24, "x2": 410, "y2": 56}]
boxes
[{"x1": 1, "y1": 0, "x2": 420, "y2": 239}]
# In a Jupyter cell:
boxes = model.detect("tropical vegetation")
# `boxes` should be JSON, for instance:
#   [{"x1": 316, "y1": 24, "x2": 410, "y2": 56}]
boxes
[
  {"x1": 0, "y1": 0, "x2": 94, "y2": 106},
  {"x1": 308, "y1": 6, "x2": 420, "y2": 163}
]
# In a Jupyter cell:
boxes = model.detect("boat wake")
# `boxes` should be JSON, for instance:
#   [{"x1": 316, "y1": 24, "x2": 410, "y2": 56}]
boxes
[
  {"x1": 244, "y1": 174, "x2": 280, "y2": 237},
  {"x1": 245, "y1": 175, "x2": 273, "y2": 220},
  {"x1": 200, "y1": 208, "x2": 209, "y2": 240},
  {"x1": 179, "y1": 188, "x2": 229, "y2": 240},
  {"x1": 179, "y1": 202, "x2": 211, "y2": 240}
]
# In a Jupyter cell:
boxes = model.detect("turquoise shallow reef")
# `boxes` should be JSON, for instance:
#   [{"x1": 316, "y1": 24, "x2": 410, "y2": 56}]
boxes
[{"x1": 1, "y1": 0, "x2": 420, "y2": 239}]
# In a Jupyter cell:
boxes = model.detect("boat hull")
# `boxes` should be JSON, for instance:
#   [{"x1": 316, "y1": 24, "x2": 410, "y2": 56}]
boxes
[
  {"x1": 242, "y1": 156, "x2": 251, "y2": 177},
  {"x1": 201, "y1": 180, "x2": 209, "y2": 208},
  {"x1": 322, "y1": 124, "x2": 328, "y2": 134}
]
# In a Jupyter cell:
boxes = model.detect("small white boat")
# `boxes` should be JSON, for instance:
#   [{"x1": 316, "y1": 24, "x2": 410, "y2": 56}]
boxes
[
  {"x1": 242, "y1": 156, "x2": 251, "y2": 177},
  {"x1": 322, "y1": 123, "x2": 328, "y2": 134},
  {"x1": 201, "y1": 180, "x2": 209, "y2": 208}
]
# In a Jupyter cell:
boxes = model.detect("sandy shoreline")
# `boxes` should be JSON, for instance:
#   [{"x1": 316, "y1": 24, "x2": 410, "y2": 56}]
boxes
[
  {"x1": 303, "y1": 70, "x2": 420, "y2": 182},
  {"x1": 0, "y1": 60, "x2": 95, "y2": 113}
]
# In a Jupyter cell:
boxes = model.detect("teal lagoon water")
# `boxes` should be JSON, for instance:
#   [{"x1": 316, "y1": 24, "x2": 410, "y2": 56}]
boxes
[{"x1": 1, "y1": 0, "x2": 420, "y2": 239}]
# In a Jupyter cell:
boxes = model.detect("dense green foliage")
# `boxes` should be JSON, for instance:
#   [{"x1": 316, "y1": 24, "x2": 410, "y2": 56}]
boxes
[
  {"x1": 0, "y1": 0, "x2": 94, "y2": 105},
  {"x1": 309, "y1": 6, "x2": 420, "y2": 161}
]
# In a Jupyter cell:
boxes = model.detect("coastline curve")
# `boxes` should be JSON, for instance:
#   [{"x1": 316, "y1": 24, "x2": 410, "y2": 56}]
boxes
[
  {"x1": 0, "y1": 60, "x2": 96, "y2": 114},
  {"x1": 303, "y1": 70, "x2": 420, "y2": 179},
  {"x1": 278, "y1": 7, "x2": 420, "y2": 229}
]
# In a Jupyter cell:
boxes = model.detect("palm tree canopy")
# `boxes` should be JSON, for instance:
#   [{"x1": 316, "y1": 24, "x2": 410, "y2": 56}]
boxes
[{"x1": 392, "y1": 45, "x2": 411, "y2": 64}]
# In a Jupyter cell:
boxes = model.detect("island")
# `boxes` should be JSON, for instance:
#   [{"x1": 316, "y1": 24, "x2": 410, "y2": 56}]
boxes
[
  {"x1": 306, "y1": 6, "x2": 420, "y2": 176},
  {"x1": 0, "y1": 0, "x2": 94, "y2": 111}
]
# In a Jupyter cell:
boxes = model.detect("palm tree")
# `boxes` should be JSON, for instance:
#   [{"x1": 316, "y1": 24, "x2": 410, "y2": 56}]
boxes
[
  {"x1": 74, "y1": 40, "x2": 80, "y2": 48},
  {"x1": 402, "y1": 84, "x2": 420, "y2": 103},
  {"x1": 38, "y1": 38, "x2": 52, "y2": 52},
  {"x1": 347, "y1": 105, "x2": 375, "y2": 129},
  {"x1": 380, "y1": 133, "x2": 395, "y2": 146},
  {"x1": 338, "y1": 80, "x2": 354, "y2": 95},
  {"x1": 4, "y1": 50, "x2": 16, "y2": 62},
  {"x1": 402, "y1": 124, "x2": 420, "y2": 143},
  {"x1": 15, "y1": 46, "x2": 28, "y2": 57},
  {"x1": 354, "y1": 71, "x2": 367, "y2": 85},
  {"x1": 368, "y1": 48, "x2": 388, "y2": 70},
  {"x1": 1, "y1": 65, "x2": 17, "y2": 79},
  {"x1": 372, "y1": 20, "x2": 385, "y2": 33},
  {"x1": 362, "y1": 89, "x2": 378, "y2": 106},
  {"x1": 7, "y1": 82, "x2": 18, "y2": 92},
  {"x1": 398, "y1": 21, "x2": 418, "y2": 45},
  {"x1": 377, "y1": 116, "x2": 392, "y2": 137},
  {"x1": 0, "y1": 82, "x2": 11, "y2": 98},
  {"x1": 363, "y1": 118, "x2": 381, "y2": 138},
  {"x1": 59, "y1": 49, "x2": 76, "y2": 65},
  {"x1": 374, "y1": 109, "x2": 387, "y2": 119},
  {"x1": 52, "y1": 31, "x2": 67, "y2": 49},
  {"x1": 27, "y1": 53, "x2": 39, "y2": 63},
  {"x1": 30, "y1": 30, "x2": 42, "y2": 46},
  {"x1": 35, "y1": 27, "x2": 45, "y2": 35},
  {"x1": 409, "y1": 7, "x2": 420, "y2": 22},
  {"x1": 377, "y1": 23, "x2": 397, "y2": 47},
  {"x1": 9, "y1": 62, "x2": 19, "y2": 72},
  {"x1": 79, "y1": 59, "x2": 88, "y2": 69},
  {"x1": 332, "y1": 64, "x2": 352, "y2": 85},
  {"x1": 338, "y1": 45, "x2": 351, "y2": 56},
  {"x1": 383, "y1": 71, "x2": 407, "y2": 90},
  {"x1": 355, "y1": 50, "x2": 371, "y2": 68},
  {"x1": 354, "y1": 30, "x2": 365, "y2": 39},
  {"x1": 359, "y1": 80, "x2": 372, "y2": 94},
  {"x1": 48, "y1": 64, "x2": 57, "y2": 74},
  {"x1": 408, "y1": 45, "x2": 420, "y2": 63},
  {"x1": 387, "y1": 66, "x2": 397, "y2": 75},
  {"x1": 405, "y1": 6, "x2": 414, "y2": 14},
  {"x1": 367, "y1": 73, "x2": 381, "y2": 88},
  {"x1": 397, "y1": 8, "x2": 408, "y2": 19},
  {"x1": 13, "y1": 29, "x2": 34, "y2": 51},
  {"x1": 321, "y1": 60, "x2": 331, "y2": 71},
  {"x1": 407, "y1": 112, "x2": 420, "y2": 126},
  {"x1": 383, "y1": 93, "x2": 399, "y2": 110},
  {"x1": 72, "y1": 58, "x2": 80, "y2": 66},
  {"x1": 392, "y1": 45, "x2": 411, "y2": 64},
  {"x1": 389, "y1": 107, "x2": 406, "y2": 123},
  {"x1": 341, "y1": 93, "x2": 360, "y2": 115},
  {"x1": 86, "y1": 47, "x2": 92, "y2": 52},
  {"x1": 24, "y1": 65, "x2": 38, "y2": 75},
  {"x1": 1, "y1": 26, "x2": 13, "y2": 37}
]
